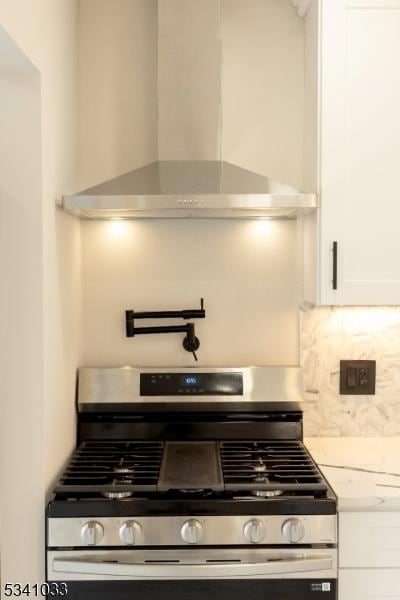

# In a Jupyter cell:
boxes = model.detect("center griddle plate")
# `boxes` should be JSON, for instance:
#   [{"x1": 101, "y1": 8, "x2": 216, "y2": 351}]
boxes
[{"x1": 158, "y1": 441, "x2": 224, "y2": 492}]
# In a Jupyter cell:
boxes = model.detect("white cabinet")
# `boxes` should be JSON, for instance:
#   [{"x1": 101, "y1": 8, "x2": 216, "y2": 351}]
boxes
[
  {"x1": 339, "y1": 569, "x2": 400, "y2": 600},
  {"x1": 339, "y1": 512, "x2": 400, "y2": 599},
  {"x1": 339, "y1": 512, "x2": 400, "y2": 568},
  {"x1": 306, "y1": 0, "x2": 400, "y2": 305}
]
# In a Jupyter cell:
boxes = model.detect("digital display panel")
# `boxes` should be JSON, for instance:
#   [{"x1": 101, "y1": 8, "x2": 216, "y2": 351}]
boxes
[
  {"x1": 181, "y1": 376, "x2": 201, "y2": 386},
  {"x1": 140, "y1": 372, "x2": 243, "y2": 396}
]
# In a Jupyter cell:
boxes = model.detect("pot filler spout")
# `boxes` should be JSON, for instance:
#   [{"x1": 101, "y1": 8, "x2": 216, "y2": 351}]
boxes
[{"x1": 125, "y1": 298, "x2": 206, "y2": 362}]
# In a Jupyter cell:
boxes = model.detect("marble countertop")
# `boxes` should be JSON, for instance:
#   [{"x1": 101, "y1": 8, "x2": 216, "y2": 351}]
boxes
[{"x1": 305, "y1": 437, "x2": 400, "y2": 511}]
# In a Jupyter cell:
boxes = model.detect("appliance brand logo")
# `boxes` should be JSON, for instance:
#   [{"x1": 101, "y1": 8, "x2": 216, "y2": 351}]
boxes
[{"x1": 311, "y1": 582, "x2": 331, "y2": 592}]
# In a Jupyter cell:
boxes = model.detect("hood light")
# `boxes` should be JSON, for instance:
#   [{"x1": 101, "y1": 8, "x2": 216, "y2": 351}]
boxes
[{"x1": 108, "y1": 219, "x2": 130, "y2": 238}]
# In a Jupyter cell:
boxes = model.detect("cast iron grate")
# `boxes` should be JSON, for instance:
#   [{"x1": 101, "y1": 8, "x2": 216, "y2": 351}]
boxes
[
  {"x1": 54, "y1": 440, "x2": 163, "y2": 494},
  {"x1": 54, "y1": 439, "x2": 328, "y2": 497},
  {"x1": 220, "y1": 441, "x2": 328, "y2": 492}
]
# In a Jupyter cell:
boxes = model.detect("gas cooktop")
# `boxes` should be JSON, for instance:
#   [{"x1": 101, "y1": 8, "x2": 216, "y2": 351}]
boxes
[
  {"x1": 49, "y1": 438, "x2": 335, "y2": 519},
  {"x1": 54, "y1": 439, "x2": 329, "y2": 498}
]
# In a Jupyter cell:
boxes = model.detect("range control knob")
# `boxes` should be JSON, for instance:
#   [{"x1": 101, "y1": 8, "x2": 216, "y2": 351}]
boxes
[
  {"x1": 282, "y1": 518, "x2": 305, "y2": 543},
  {"x1": 181, "y1": 519, "x2": 204, "y2": 544},
  {"x1": 119, "y1": 520, "x2": 142, "y2": 545},
  {"x1": 81, "y1": 521, "x2": 104, "y2": 546},
  {"x1": 243, "y1": 519, "x2": 266, "y2": 544}
]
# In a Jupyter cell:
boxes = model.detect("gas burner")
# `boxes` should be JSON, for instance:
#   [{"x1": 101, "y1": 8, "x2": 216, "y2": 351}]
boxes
[
  {"x1": 251, "y1": 489, "x2": 284, "y2": 498},
  {"x1": 254, "y1": 463, "x2": 268, "y2": 483},
  {"x1": 101, "y1": 477, "x2": 134, "y2": 499},
  {"x1": 253, "y1": 459, "x2": 269, "y2": 483},
  {"x1": 113, "y1": 466, "x2": 134, "y2": 475},
  {"x1": 178, "y1": 489, "x2": 214, "y2": 498},
  {"x1": 112, "y1": 457, "x2": 135, "y2": 475},
  {"x1": 254, "y1": 459, "x2": 267, "y2": 473},
  {"x1": 101, "y1": 490, "x2": 133, "y2": 499}
]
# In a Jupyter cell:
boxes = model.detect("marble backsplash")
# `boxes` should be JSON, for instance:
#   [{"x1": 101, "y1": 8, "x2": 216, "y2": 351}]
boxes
[{"x1": 300, "y1": 307, "x2": 400, "y2": 437}]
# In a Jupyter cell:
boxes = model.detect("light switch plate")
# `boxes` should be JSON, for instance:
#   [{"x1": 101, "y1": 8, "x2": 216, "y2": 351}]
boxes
[{"x1": 340, "y1": 360, "x2": 376, "y2": 395}]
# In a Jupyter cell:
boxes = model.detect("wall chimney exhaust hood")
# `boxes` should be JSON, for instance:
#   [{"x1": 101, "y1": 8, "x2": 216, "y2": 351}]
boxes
[
  {"x1": 64, "y1": 1, "x2": 317, "y2": 220},
  {"x1": 62, "y1": 160, "x2": 317, "y2": 220}
]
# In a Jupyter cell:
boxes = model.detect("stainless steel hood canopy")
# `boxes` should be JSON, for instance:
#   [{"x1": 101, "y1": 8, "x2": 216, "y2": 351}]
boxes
[{"x1": 62, "y1": 160, "x2": 317, "y2": 220}]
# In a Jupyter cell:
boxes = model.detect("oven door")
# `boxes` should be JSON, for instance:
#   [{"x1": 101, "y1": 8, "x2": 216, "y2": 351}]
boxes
[{"x1": 48, "y1": 548, "x2": 337, "y2": 599}]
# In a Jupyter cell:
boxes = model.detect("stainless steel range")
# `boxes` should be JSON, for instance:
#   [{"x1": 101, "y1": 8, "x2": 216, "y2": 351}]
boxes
[{"x1": 46, "y1": 367, "x2": 337, "y2": 599}]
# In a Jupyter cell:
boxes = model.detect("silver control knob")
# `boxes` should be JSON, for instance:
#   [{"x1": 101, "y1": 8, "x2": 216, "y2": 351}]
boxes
[
  {"x1": 119, "y1": 520, "x2": 142, "y2": 545},
  {"x1": 282, "y1": 518, "x2": 305, "y2": 543},
  {"x1": 81, "y1": 521, "x2": 104, "y2": 546},
  {"x1": 243, "y1": 519, "x2": 266, "y2": 544},
  {"x1": 181, "y1": 519, "x2": 204, "y2": 544}
]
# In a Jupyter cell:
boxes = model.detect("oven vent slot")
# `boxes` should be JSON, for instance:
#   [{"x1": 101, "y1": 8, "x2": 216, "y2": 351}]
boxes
[
  {"x1": 144, "y1": 560, "x2": 180, "y2": 564},
  {"x1": 103, "y1": 560, "x2": 118, "y2": 564},
  {"x1": 206, "y1": 559, "x2": 242, "y2": 563}
]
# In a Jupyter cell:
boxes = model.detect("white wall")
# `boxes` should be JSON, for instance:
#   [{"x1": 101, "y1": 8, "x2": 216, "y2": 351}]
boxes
[
  {"x1": 0, "y1": 0, "x2": 80, "y2": 580},
  {"x1": 81, "y1": 219, "x2": 299, "y2": 367},
  {"x1": 0, "y1": 29, "x2": 42, "y2": 582}
]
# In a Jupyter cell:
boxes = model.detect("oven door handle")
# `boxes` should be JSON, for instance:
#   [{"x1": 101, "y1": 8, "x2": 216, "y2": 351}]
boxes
[{"x1": 52, "y1": 555, "x2": 334, "y2": 579}]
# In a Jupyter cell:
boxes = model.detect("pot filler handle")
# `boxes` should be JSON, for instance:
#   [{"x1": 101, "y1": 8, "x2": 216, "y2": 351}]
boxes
[{"x1": 52, "y1": 555, "x2": 333, "y2": 579}]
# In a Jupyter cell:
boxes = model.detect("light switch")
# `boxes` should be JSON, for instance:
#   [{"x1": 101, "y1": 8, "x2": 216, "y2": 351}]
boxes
[
  {"x1": 347, "y1": 368, "x2": 356, "y2": 388},
  {"x1": 340, "y1": 360, "x2": 376, "y2": 395}
]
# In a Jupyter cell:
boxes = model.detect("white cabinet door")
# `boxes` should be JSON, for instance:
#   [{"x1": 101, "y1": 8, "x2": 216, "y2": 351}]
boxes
[
  {"x1": 339, "y1": 569, "x2": 400, "y2": 600},
  {"x1": 319, "y1": 0, "x2": 400, "y2": 304},
  {"x1": 339, "y1": 512, "x2": 400, "y2": 568}
]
